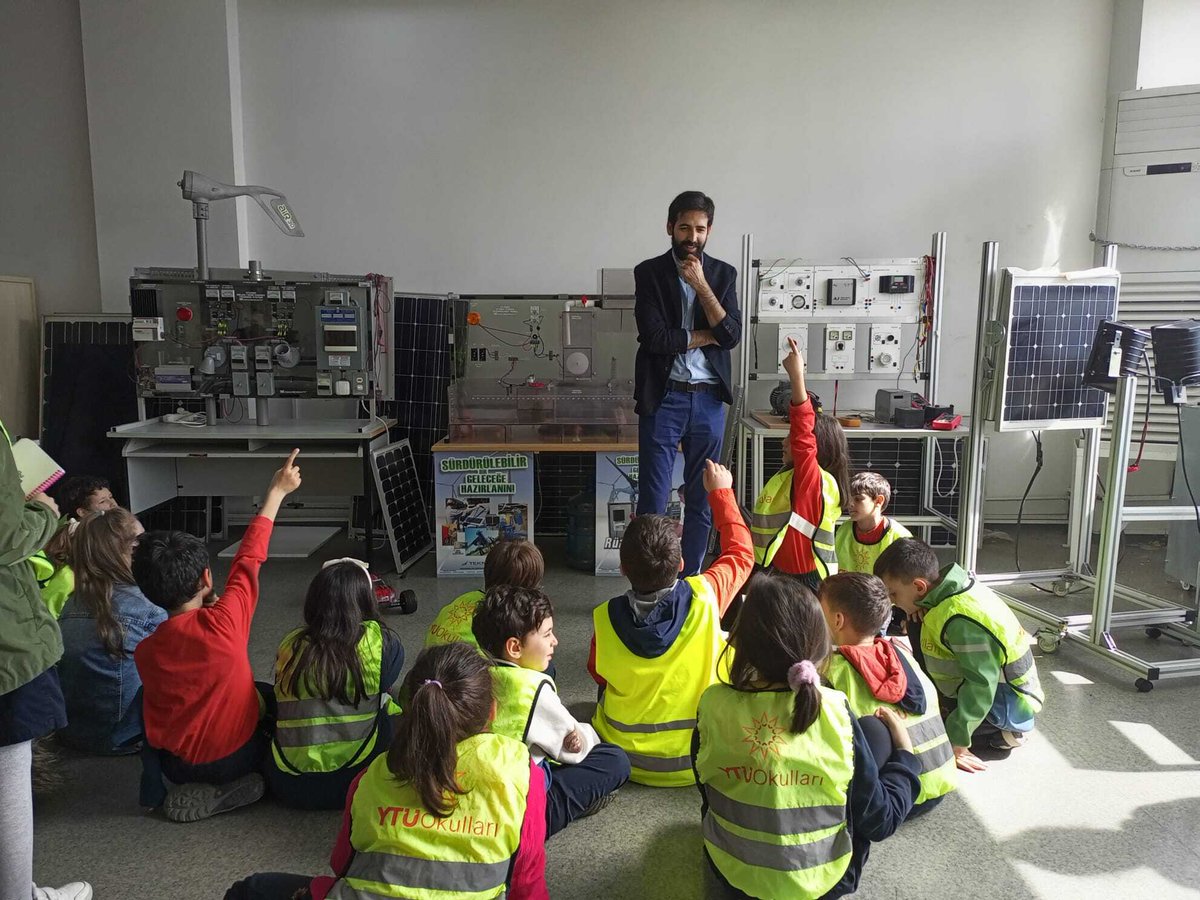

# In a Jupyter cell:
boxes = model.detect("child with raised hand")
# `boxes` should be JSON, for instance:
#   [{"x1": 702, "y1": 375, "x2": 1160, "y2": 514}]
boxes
[
  {"x1": 425, "y1": 539, "x2": 544, "y2": 649},
  {"x1": 748, "y1": 337, "x2": 850, "y2": 589},
  {"x1": 58, "y1": 508, "x2": 165, "y2": 754},
  {"x1": 694, "y1": 572, "x2": 921, "y2": 900},
  {"x1": 874, "y1": 538, "x2": 1044, "y2": 772},
  {"x1": 473, "y1": 586, "x2": 630, "y2": 836},
  {"x1": 268, "y1": 557, "x2": 404, "y2": 810},
  {"x1": 132, "y1": 449, "x2": 301, "y2": 822},
  {"x1": 589, "y1": 458, "x2": 753, "y2": 786},
  {"x1": 818, "y1": 572, "x2": 955, "y2": 813},
  {"x1": 224, "y1": 642, "x2": 549, "y2": 900}
]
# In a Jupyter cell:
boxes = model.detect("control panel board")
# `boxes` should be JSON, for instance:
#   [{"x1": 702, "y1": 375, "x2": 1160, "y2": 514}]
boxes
[{"x1": 129, "y1": 266, "x2": 393, "y2": 401}]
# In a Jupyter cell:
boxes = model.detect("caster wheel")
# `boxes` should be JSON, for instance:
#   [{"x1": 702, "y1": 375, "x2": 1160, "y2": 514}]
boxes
[
  {"x1": 1036, "y1": 629, "x2": 1062, "y2": 654},
  {"x1": 1182, "y1": 581, "x2": 1194, "y2": 591},
  {"x1": 1145, "y1": 627, "x2": 1163, "y2": 640},
  {"x1": 1052, "y1": 581, "x2": 1069, "y2": 598},
  {"x1": 1134, "y1": 677, "x2": 1154, "y2": 693}
]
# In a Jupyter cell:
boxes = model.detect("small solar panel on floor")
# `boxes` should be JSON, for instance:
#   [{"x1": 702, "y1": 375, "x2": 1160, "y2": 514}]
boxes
[{"x1": 371, "y1": 438, "x2": 434, "y2": 574}]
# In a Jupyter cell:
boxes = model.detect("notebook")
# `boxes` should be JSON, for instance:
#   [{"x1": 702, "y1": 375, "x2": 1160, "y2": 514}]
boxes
[{"x1": 11, "y1": 438, "x2": 66, "y2": 500}]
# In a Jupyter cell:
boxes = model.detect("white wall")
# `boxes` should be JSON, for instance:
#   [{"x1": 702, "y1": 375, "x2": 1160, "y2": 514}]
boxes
[
  {"x1": 1138, "y1": 0, "x2": 1200, "y2": 88},
  {"x1": 79, "y1": 0, "x2": 244, "y2": 310},
  {"x1": 74, "y1": 0, "x2": 1121, "y2": 515},
  {"x1": 0, "y1": 0, "x2": 101, "y2": 314},
  {"x1": 233, "y1": 0, "x2": 1115, "y2": 512}
]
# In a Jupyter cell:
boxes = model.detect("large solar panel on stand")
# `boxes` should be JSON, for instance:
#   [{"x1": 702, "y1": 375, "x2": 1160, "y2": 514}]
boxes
[
  {"x1": 371, "y1": 439, "x2": 434, "y2": 574},
  {"x1": 992, "y1": 271, "x2": 1120, "y2": 431}
]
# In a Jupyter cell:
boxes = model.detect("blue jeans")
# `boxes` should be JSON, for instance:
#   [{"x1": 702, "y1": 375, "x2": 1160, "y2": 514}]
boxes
[
  {"x1": 637, "y1": 388, "x2": 726, "y2": 575},
  {"x1": 543, "y1": 742, "x2": 631, "y2": 837}
]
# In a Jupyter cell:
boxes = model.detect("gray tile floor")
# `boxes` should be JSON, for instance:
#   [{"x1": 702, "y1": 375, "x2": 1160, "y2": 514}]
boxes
[{"x1": 31, "y1": 526, "x2": 1200, "y2": 899}]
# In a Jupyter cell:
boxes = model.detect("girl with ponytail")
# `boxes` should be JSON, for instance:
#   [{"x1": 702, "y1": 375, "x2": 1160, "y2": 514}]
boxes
[
  {"x1": 225, "y1": 642, "x2": 549, "y2": 900},
  {"x1": 694, "y1": 572, "x2": 921, "y2": 899},
  {"x1": 59, "y1": 508, "x2": 165, "y2": 754}
]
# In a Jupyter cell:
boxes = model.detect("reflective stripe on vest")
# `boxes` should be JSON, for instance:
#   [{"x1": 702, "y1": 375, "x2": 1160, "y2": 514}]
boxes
[
  {"x1": 425, "y1": 590, "x2": 483, "y2": 649},
  {"x1": 328, "y1": 734, "x2": 527, "y2": 900},
  {"x1": 591, "y1": 575, "x2": 725, "y2": 787},
  {"x1": 824, "y1": 648, "x2": 956, "y2": 803},
  {"x1": 920, "y1": 574, "x2": 1045, "y2": 711},
  {"x1": 750, "y1": 467, "x2": 840, "y2": 577},
  {"x1": 489, "y1": 664, "x2": 554, "y2": 744},
  {"x1": 696, "y1": 686, "x2": 854, "y2": 897},
  {"x1": 272, "y1": 621, "x2": 397, "y2": 774}
]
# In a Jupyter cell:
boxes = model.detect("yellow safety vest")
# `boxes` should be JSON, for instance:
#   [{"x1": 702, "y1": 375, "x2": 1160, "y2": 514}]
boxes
[
  {"x1": 825, "y1": 647, "x2": 956, "y2": 805},
  {"x1": 696, "y1": 685, "x2": 854, "y2": 899},
  {"x1": 30, "y1": 552, "x2": 74, "y2": 619},
  {"x1": 920, "y1": 579, "x2": 1044, "y2": 712},
  {"x1": 592, "y1": 575, "x2": 726, "y2": 787},
  {"x1": 425, "y1": 590, "x2": 483, "y2": 649},
  {"x1": 326, "y1": 734, "x2": 529, "y2": 900},
  {"x1": 272, "y1": 621, "x2": 402, "y2": 774},
  {"x1": 749, "y1": 467, "x2": 840, "y2": 577},
  {"x1": 489, "y1": 663, "x2": 555, "y2": 743},
  {"x1": 833, "y1": 518, "x2": 912, "y2": 575}
]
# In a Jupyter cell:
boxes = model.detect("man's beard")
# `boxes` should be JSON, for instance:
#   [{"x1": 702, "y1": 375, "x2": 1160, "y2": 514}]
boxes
[{"x1": 672, "y1": 237, "x2": 705, "y2": 261}]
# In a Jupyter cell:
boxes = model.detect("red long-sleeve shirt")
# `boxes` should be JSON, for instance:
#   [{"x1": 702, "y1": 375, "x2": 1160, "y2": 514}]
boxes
[
  {"x1": 134, "y1": 515, "x2": 272, "y2": 764},
  {"x1": 765, "y1": 398, "x2": 825, "y2": 576},
  {"x1": 587, "y1": 486, "x2": 754, "y2": 685},
  {"x1": 310, "y1": 759, "x2": 549, "y2": 900}
]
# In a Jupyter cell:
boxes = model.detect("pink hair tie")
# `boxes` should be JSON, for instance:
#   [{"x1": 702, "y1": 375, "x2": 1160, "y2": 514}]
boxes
[{"x1": 787, "y1": 660, "x2": 819, "y2": 692}]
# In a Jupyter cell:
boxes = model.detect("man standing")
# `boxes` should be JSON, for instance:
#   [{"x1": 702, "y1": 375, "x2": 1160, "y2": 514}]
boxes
[{"x1": 634, "y1": 191, "x2": 741, "y2": 575}]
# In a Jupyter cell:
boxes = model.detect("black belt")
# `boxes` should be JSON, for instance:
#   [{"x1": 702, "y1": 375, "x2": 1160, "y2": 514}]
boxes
[{"x1": 668, "y1": 380, "x2": 719, "y2": 395}]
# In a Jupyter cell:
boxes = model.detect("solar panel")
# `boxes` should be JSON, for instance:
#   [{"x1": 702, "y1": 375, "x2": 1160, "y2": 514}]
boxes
[
  {"x1": 991, "y1": 272, "x2": 1120, "y2": 432},
  {"x1": 371, "y1": 439, "x2": 433, "y2": 574}
]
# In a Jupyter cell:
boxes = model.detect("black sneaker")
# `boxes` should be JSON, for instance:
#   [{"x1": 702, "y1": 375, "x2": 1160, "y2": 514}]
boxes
[
  {"x1": 164, "y1": 773, "x2": 265, "y2": 823},
  {"x1": 578, "y1": 790, "x2": 619, "y2": 820}
]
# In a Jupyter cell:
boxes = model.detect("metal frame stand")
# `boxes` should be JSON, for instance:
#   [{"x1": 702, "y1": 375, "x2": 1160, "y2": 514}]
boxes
[{"x1": 956, "y1": 242, "x2": 1200, "y2": 690}]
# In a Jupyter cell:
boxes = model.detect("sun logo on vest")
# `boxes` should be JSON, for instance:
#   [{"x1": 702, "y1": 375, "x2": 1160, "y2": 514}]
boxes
[
  {"x1": 742, "y1": 712, "x2": 785, "y2": 762},
  {"x1": 446, "y1": 600, "x2": 477, "y2": 629}
]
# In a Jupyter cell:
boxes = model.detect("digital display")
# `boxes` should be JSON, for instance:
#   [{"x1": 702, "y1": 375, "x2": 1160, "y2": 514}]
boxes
[{"x1": 323, "y1": 326, "x2": 358, "y2": 350}]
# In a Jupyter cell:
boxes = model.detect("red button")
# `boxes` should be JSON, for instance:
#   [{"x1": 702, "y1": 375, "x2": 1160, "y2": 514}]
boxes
[{"x1": 176, "y1": 307, "x2": 193, "y2": 321}]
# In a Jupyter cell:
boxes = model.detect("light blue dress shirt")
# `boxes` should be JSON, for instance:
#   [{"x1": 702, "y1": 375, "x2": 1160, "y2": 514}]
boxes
[{"x1": 669, "y1": 255, "x2": 720, "y2": 384}]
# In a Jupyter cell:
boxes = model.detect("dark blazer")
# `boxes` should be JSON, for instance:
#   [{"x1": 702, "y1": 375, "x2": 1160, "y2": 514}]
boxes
[{"x1": 633, "y1": 250, "x2": 741, "y2": 416}]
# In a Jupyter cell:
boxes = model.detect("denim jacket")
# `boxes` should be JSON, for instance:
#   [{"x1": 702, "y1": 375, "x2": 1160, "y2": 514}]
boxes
[{"x1": 58, "y1": 583, "x2": 167, "y2": 753}]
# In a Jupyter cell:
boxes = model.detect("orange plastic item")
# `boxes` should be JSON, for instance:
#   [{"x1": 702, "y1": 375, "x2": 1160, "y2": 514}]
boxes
[{"x1": 466, "y1": 312, "x2": 481, "y2": 325}]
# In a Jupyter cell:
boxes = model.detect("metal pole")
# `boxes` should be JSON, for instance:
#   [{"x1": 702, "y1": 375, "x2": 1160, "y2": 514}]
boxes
[
  {"x1": 721, "y1": 233, "x2": 754, "y2": 472},
  {"x1": 1092, "y1": 375, "x2": 1136, "y2": 643},
  {"x1": 957, "y1": 242, "x2": 999, "y2": 572},
  {"x1": 1072, "y1": 244, "x2": 1117, "y2": 574},
  {"x1": 927, "y1": 231, "x2": 947, "y2": 402},
  {"x1": 193, "y1": 200, "x2": 210, "y2": 281}
]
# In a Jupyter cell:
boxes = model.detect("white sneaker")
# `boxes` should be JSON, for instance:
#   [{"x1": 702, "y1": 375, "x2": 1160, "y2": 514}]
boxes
[
  {"x1": 164, "y1": 772, "x2": 265, "y2": 823},
  {"x1": 989, "y1": 729, "x2": 1029, "y2": 751},
  {"x1": 32, "y1": 883, "x2": 93, "y2": 900}
]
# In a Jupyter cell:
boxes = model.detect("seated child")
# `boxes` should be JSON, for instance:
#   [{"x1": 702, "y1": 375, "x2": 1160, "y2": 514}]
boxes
[
  {"x1": 268, "y1": 557, "x2": 404, "y2": 810},
  {"x1": 589, "y1": 459, "x2": 753, "y2": 786},
  {"x1": 473, "y1": 586, "x2": 629, "y2": 836},
  {"x1": 132, "y1": 449, "x2": 302, "y2": 821},
  {"x1": 58, "y1": 508, "x2": 165, "y2": 754},
  {"x1": 874, "y1": 538, "x2": 1045, "y2": 772},
  {"x1": 31, "y1": 474, "x2": 114, "y2": 617},
  {"x1": 225, "y1": 643, "x2": 548, "y2": 900},
  {"x1": 818, "y1": 572, "x2": 955, "y2": 812},
  {"x1": 425, "y1": 539, "x2": 543, "y2": 649},
  {"x1": 748, "y1": 337, "x2": 849, "y2": 589},
  {"x1": 694, "y1": 572, "x2": 920, "y2": 900},
  {"x1": 834, "y1": 472, "x2": 912, "y2": 575}
]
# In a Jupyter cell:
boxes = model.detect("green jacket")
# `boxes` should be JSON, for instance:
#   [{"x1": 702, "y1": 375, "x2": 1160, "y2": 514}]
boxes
[
  {"x1": 0, "y1": 421, "x2": 63, "y2": 695},
  {"x1": 918, "y1": 563, "x2": 1040, "y2": 747}
]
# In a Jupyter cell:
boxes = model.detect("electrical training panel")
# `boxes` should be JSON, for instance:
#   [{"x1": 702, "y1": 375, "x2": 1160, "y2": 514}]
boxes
[
  {"x1": 129, "y1": 267, "x2": 394, "y2": 401},
  {"x1": 755, "y1": 258, "x2": 926, "y2": 379}
]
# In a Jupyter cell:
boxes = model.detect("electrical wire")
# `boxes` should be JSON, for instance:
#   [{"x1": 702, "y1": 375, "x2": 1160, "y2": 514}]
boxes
[
  {"x1": 1128, "y1": 349, "x2": 1152, "y2": 472},
  {"x1": 1177, "y1": 405, "x2": 1200, "y2": 539},
  {"x1": 841, "y1": 257, "x2": 871, "y2": 280},
  {"x1": 1014, "y1": 431, "x2": 1043, "y2": 573}
]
